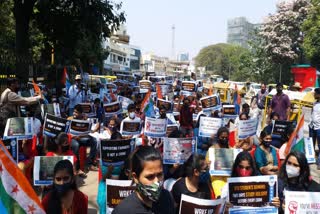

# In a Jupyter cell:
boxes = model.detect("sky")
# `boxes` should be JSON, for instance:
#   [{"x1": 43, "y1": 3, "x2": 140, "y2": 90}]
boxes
[{"x1": 121, "y1": 0, "x2": 280, "y2": 59}]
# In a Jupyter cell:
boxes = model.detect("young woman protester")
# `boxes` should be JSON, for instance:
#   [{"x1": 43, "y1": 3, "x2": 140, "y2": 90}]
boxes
[
  {"x1": 42, "y1": 159, "x2": 88, "y2": 214},
  {"x1": 112, "y1": 146, "x2": 174, "y2": 214}
]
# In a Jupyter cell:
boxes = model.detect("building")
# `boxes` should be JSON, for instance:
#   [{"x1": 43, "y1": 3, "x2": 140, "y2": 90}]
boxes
[
  {"x1": 177, "y1": 53, "x2": 189, "y2": 62},
  {"x1": 227, "y1": 17, "x2": 259, "y2": 48},
  {"x1": 141, "y1": 53, "x2": 168, "y2": 74}
]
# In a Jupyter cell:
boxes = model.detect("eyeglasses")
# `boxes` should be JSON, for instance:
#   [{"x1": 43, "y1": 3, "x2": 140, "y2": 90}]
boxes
[
  {"x1": 55, "y1": 176, "x2": 70, "y2": 182},
  {"x1": 287, "y1": 160, "x2": 299, "y2": 168},
  {"x1": 238, "y1": 165, "x2": 251, "y2": 170}
]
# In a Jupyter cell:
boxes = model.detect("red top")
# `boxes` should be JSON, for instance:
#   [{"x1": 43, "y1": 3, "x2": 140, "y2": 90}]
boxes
[
  {"x1": 42, "y1": 190, "x2": 88, "y2": 214},
  {"x1": 46, "y1": 151, "x2": 78, "y2": 164}
]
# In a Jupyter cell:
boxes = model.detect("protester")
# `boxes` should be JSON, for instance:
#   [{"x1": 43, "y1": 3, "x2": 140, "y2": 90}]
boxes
[
  {"x1": 256, "y1": 83, "x2": 268, "y2": 110},
  {"x1": 112, "y1": 146, "x2": 174, "y2": 214},
  {"x1": 264, "y1": 112, "x2": 283, "y2": 148},
  {"x1": 178, "y1": 96, "x2": 197, "y2": 137},
  {"x1": 42, "y1": 159, "x2": 88, "y2": 214},
  {"x1": 269, "y1": 83, "x2": 291, "y2": 121},
  {"x1": 309, "y1": 87, "x2": 320, "y2": 156},
  {"x1": 234, "y1": 112, "x2": 254, "y2": 151},
  {"x1": 68, "y1": 75, "x2": 86, "y2": 116},
  {"x1": 194, "y1": 114, "x2": 211, "y2": 155}
]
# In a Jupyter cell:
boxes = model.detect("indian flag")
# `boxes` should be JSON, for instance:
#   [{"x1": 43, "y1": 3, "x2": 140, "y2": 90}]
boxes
[
  {"x1": 285, "y1": 115, "x2": 305, "y2": 155},
  {"x1": 0, "y1": 141, "x2": 45, "y2": 214}
]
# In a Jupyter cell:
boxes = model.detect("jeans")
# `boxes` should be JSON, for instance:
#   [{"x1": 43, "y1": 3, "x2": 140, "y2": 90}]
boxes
[
  {"x1": 309, "y1": 127, "x2": 320, "y2": 152},
  {"x1": 71, "y1": 137, "x2": 97, "y2": 170}
]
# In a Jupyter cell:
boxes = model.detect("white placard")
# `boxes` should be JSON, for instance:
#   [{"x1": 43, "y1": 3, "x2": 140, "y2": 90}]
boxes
[
  {"x1": 284, "y1": 191, "x2": 320, "y2": 214},
  {"x1": 238, "y1": 118, "x2": 258, "y2": 139},
  {"x1": 179, "y1": 194, "x2": 225, "y2": 214},
  {"x1": 304, "y1": 137, "x2": 316, "y2": 163},
  {"x1": 199, "y1": 117, "x2": 222, "y2": 137},
  {"x1": 144, "y1": 117, "x2": 167, "y2": 137}
]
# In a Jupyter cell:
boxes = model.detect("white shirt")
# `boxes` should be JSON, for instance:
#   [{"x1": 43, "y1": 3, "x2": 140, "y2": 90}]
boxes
[
  {"x1": 311, "y1": 102, "x2": 320, "y2": 130},
  {"x1": 68, "y1": 84, "x2": 85, "y2": 108}
]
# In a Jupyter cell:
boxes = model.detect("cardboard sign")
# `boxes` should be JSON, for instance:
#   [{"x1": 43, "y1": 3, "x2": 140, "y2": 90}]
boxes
[
  {"x1": 223, "y1": 105, "x2": 237, "y2": 117},
  {"x1": 208, "y1": 148, "x2": 242, "y2": 176},
  {"x1": 200, "y1": 95, "x2": 220, "y2": 110},
  {"x1": 179, "y1": 194, "x2": 225, "y2": 214},
  {"x1": 228, "y1": 175, "x2": 277, "y2": 207},
  {"x1": 139, "y1": 80, "x2": 152, "y2": 89},
  {"x1": 3, "y1": 139, "x2": 18, "y2": 162},
  {"x1": 33, "y1": 156, "x2": 73, "y2": 186},
  {"x1": 181, "y1": 81, "x2": 197, "y2": 92},
  {"x1": 304, "y1": 137, "x2": 316, "y2": 163},
  {"x1": 43, "y1": 113, "x2": 70, "y2": 137},
  {"x1": 118, "y1": 96, "x2": 134, "y2": 111},
  {"x1": 69, "y1": 119, "x2": 91, "y2": 135},
  {"x1": 120, "y1": 121, "x2": 141, "y2": 135},
  {"x1": 157, "y1": 99, "x2": 173, "y2": 113},
  {"x1": 163, "y1": 137, "x2": 195, "y2": 164},
  {"x1": 229, "y1": 206, "x2": 278, "y2": 214},
  {"x1": 157, "y1": 83, "x2": 173, "y2": 96},
  {"x1": 79, "y1": 103, "x2": 95, "y2": 117},
  {"x1": 103, "y1": 101, "x2": 122, "y2": 116},
  {"x1": 284, "y1": 191, "x2": 320, "y2": 214},
  {"x1": 106, "y1": 179, "x2": 136, "y2": 213},
  {"x1": 166, "y1": 124, "x2": 179, "y2": 136},
  {"x1": 144, "y1": 117, "x2": 167, "y2": 137},
  {"x1": 3, "y1": 117, "x2": 34, "y2": 140},
  {"x1": 271, "y1": 120, "x2": 293, "y2": 136},
  {"x1": 100, "y1": 139, "x2": 134, "y2": 166},
  {"x1": 41, "y1": 103, "x2": 61, "y2": 118},
  {"x1": 238, "y1": 118, "x2": 258, "y2": 139},
  {"x1": 199, "y1": 117, "x2": 222, "y2": 137}
]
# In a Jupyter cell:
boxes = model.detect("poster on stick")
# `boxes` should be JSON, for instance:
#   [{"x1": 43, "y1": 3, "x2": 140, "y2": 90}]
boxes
[
  {"x1": 238, "y1": 118, "x2": 258, "y2": 139},
  {"x1": 3, "y1": 117, "x2": 34, "y2": 140},
  {"x1": 199, "y1": 117, "x2": 222, "y2": 137},
  {"x1": 103, "y1": 101, "x2": 122, "y2": 116},
  {"x1": 100, "y1": 139, "x2": 134, "y2": 166},
  {"x1": 200, "y1": 95, "x2": 220, "y2": 111},
  {"x1": 69, "y1": 119, "x2": 91, "y2": 136},
  {"x1": 156, "y1": 99, "x2": 173, "y2": 113},
  {"x1": 223, "y1": 105, "x2": 237, "y2": 118},
  {"x1": 284, "y1": 191, "x2": 320, "y2": 214},
  {"x1": 227, "y1": 175, "x2": 277, "y2": 207},
  {"x1": 179, "y1": 194, "x2": 225, "y2": 214},
  {"x1": 106, "y1": 179, "x2": 136, "y2": 214},
  {"x1": 208, "y1": 148, "x2": 242, "y2": 176},
  {"x1": 144, "y1": 117, "x2": 167, "y2": 137},
  {"x1": 120, "y1": 120, "x2": 141, "y2": 135},
  {"x1": 43, "y1": 113, "x2": 69, "y2": 137},
  {"x1": 163, "y1": 137, "x2": 195, "y2": 164}
]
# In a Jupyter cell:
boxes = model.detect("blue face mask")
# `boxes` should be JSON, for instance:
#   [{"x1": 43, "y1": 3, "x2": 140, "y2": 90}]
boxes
[
  {"x1": 199, "y1": 170, "x2": 210, "y2": 184},
  {"x1": 54, "y1": 182, "x2": 72, "y2": 195}
]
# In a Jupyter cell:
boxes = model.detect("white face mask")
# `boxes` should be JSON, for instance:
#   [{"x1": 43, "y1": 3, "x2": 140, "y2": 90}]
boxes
[
  {"x1": 286, "y1": 164, "x2": 300, "y2": 178},
  {"x1": 129, "y1": 112, "x2": 135, "y2": 119}
]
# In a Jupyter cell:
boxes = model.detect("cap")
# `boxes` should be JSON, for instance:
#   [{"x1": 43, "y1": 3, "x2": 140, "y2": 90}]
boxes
[{"x1": 292, "y1": 82, "x2": 302, "y2": 89}]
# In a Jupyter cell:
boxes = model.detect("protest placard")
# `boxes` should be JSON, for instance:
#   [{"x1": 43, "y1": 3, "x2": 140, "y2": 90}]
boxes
[
  {"x1": 120, "y1": 120, "x2": 141, "y2": 135},
  {"x1": 179, "y1": 194, "x2": 225, "y2": 214},
  {"x1": 208, "y1": 148, "x2": 242, "y2": 176},
  {"x1": 43, "y1": 113, "x2": 70, "y2": 137},
  {"x1": 106, "y1": 179, "x2": 136, "y2": 214},
  {"x1": 100, "y1": 139, "x2": 134, "y2": 166},
  {"x1": 271, "y1": 120, "x2": 293, "y2": 136},
  {"x1": 3, "y1": 139, "x2": 18, "y2": 162},
  {"x1": 33, "y1": 156, "x2": 73, "y2": 186},
  {"x1": 304, "y1": 137, "x2": 316, "y2": 163},
  {"x1": 284, "y1": 191, "x2": 320, "y2": 214},
  {"x1": 200, "y1": 95, "x2": 220, "y2": 111},
  {"x1": 223, "y1": 105, "x2": 237, "y2": 118},
  {"x1": 180, "y1": 90, "x2": 194, "y2": 97},
  {"x1": 79, "y1": 103, "x2": 95, "y2": 118},
  {"x1": 41, "y1": 103, "x2": 61, "y2": 118},
  {"x1": 238, "y1": 118, "x2": 258, "y2": 139},
  {"x1": 163, "y1": 137, "x2": 195, "y2": 164},
  {"x1": 118, "y1": 96, "x2": 134, "y2": 111},
  {"x1": 182, "y1": 81, "x2": 197, "y2": 92},
  {"x1": 69, "y1": 119, "x2": 91, "y2": 136},
  {"x1": 3, "y1": 117, "x2": 34, "y2": 140},
  {"x1": 156, "y1": 99, "x2": 173, "y2": 113},
  {"x1": 103, "y1": 101, "x2": 122, "y2": 116},
  {"x1": 144, "y1": 117, "x2": 167, "y2": 137},
  {"x1": 157, "y1": 83, "x2": 173, "y2": 97},
  {"x1": 139, "y1": 80, "x2": 152, "y2": 89},
  {"x1": 228, "y1": 175, "x2": 277, "y2": 207},
  {"x1": 199, "y1": 117, "x2": 222, "y2": 137},
  {"x1": 166, "y1": 124, "x2": 179, "y2": 136},
  {"x1": 146, "y1": 137, "x2": 164, "y2": 151},
  {"x1": 229, "y1": 206, "x2": 278, "y2": 214}
]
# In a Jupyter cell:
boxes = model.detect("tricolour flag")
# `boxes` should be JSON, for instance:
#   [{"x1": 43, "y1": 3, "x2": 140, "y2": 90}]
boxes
[
  {"x1": 61, "y1": 67, "x2": 71, "y2": 94},
  {"x1": 141, "y1": 90, "x2": 151, "y2": 112},
  {"x1": 156, "y1": 84, "x2": 163, "y2": 99},
  {"x1": 31, "y1": 80, "x2": 41, "y2": 95},
  {"x1": 285, "y1": 115, "x2": 305, "y2": 155},
  {"x1": 0, "y1": 140, "x2": 45, "y2": 214}
]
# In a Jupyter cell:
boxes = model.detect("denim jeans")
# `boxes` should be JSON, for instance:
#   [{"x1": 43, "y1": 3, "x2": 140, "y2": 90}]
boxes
[{"x1": 71, "y1": 136, "x2": 97, "y2": 170}]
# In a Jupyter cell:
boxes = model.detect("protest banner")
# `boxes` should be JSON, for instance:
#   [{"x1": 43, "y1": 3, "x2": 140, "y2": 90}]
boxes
[
  {"x1": 179, "y1": 194, "x2": 225, "y2": 214},
  {"x1": 146, "y1": 137, "x2": 164, "y2": 151},
  {"x1": 144, "y1": 117, "x2": 167, "y2": 137},
  {"x1": 208, "y1": 148, "x2": 242, "y2": 176},
  {"x1": 69, "y1": 119, "x2": 91, "y2": 136},
  {"x1": 118, "y1": 96, "x2": 134, "y2": 111},
  {"x1": 158, "y1": 83, "x2": 173, "y2": 96},
  {"x1": 43, "y1": 113, "x2": 70, "y2": 137},
  {"x1": 182, "y1": 81, "x2": 197, "y2": 92},
  {"x1": 3, "y1": 117, "x2": 34, "y2": 140},
  {"x1": 284, "y1": 191, "x2": 320, "y2": 214},
  {"x1": 79, "y1": 103, "x2": 95, "y2": 118},
  {"x1": 238, "y1": 118, "x2": 258, "y2": 139},
  {"x1": 163, "y1": 137, "x2": 195, "y2": 164},
  {"x1": 271, "y1": 120, "x2": 293, "y2": 136},
  {"x1": 199, "y1": 117, "x2": 222, "y2": 137},
  {"x1": 166, "y1": 124, "x2": 179, "y2": 136},
  {"x1": 100, "y1": 139, "x2": 134, "y2": 166},
  {"x1": 223, "y1": 105, "x2": 237, "y2": 118},
  {"x1": 200, "y1": 95, "x2": 220, "y2": 111},
  {"x1": 33, "y1": 156, "x2": 73, "y2": 185},
  {"x1": 304, "y1": 137, "x2": 316, "y2": 163},
  {"x1": 103, "y1": 101, "x2": 122, "y2": 116},
  {"x1": 228, "y1": 175, "x2": 277, "y2": 207},
  {"x1": 229, "y1": 206, "x2": 278, "y2": 214},
  {"x1": 156, "y1": 99, "x2": 173, "y2": 113},
  {"x1": 120, "y1": 120, "x2": 141, "y2": 135},
  {"x1": 3, "y1": 139, "x2": 18, "y2": 162},
  {"x1": 139, "y1": 80, "x2": 152, "y2": 89},
  {"x1": 106, "y1": 179, "x2": 136, "y2": 214},
  {"x1": 41, "y1": 103, "x2": 61, "y2": 118},
  {"x1": 180, "y1": 90, "x2": 194, "y2": 97}
]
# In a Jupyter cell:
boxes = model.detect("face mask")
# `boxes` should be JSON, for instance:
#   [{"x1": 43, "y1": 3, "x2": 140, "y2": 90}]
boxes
[
  {"x1": 219, "y1": 138, "x2": 228, "y2": 145},
  {"x1": 160, "y1": 113, "x2": 166, "y2": 119},
  {"x1": 261, "y1": 89, "x2": 266, "y2": 93},
  {"x1": 129, "y1": 112, "x2": 135, "y2": 119},
  {"x1": 286, "y1": 164, "x2": 300, "y2": 178},
  {"x1": 262, "y1": 140, "x2": 271, "y2": 147},
  {"x1": 199, "y1": 170, "x2": 210, "y2": 183},
  {"x1": 236, "y1": 167, "x2": 252, "y2": 177},
  {"x1": 137, "y1": 181, "x2": 163, "y2": 202},
  {"x1": 109, "y1": 125, "x2": 117, "y2": 132},
  {"x1": 61, "y1": 145, "x2": 70, "y2": 153},
  {"x1": 54, "y1": 182, "x2": 72, "y2": 196},
  {"x1": 276, "y1": 89, "x2": 282, "y2": 94}
]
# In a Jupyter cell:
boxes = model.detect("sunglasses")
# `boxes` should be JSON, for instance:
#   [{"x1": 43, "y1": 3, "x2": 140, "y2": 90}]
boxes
[{"x1": 55, "y1": 176, "x2": 70, "y2": 182}]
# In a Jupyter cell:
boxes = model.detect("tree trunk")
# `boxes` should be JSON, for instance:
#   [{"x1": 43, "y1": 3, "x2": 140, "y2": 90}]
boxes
[{"x1": 13, "y1": 0, "x2": 36, "y2": 82}]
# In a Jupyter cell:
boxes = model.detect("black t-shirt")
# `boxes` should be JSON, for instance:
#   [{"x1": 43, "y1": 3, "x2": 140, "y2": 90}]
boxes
[
  {"x1": 112, "y1": 189, "x2": 175, "y2": 214},
  {"x1": 171, "y1": 177, "x2": 211, "y2": 208}
]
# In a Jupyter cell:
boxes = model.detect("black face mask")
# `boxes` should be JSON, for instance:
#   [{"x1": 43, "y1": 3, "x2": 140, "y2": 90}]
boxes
[
  {"x1": 54, "y1": 182, "x2": 72, "y2": 196},
  {"x1": 160, "y1": 113, "x2": 166, "y2": 119},
  {"x1": 276, "y1": 89, "x2": 282, "y2": 94},
  {"x1": 262, "y1": 140, "x2": 271, "y2": 147},
  {"x1": 261, "y1": 89, "x2": 266, "y2": 94},
  {"x1": 61, "y1": 145, "x2": 70, "y2": 153},
  {"x1": 218, "y1": 138, "x2": 228, "y2": 145}
]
